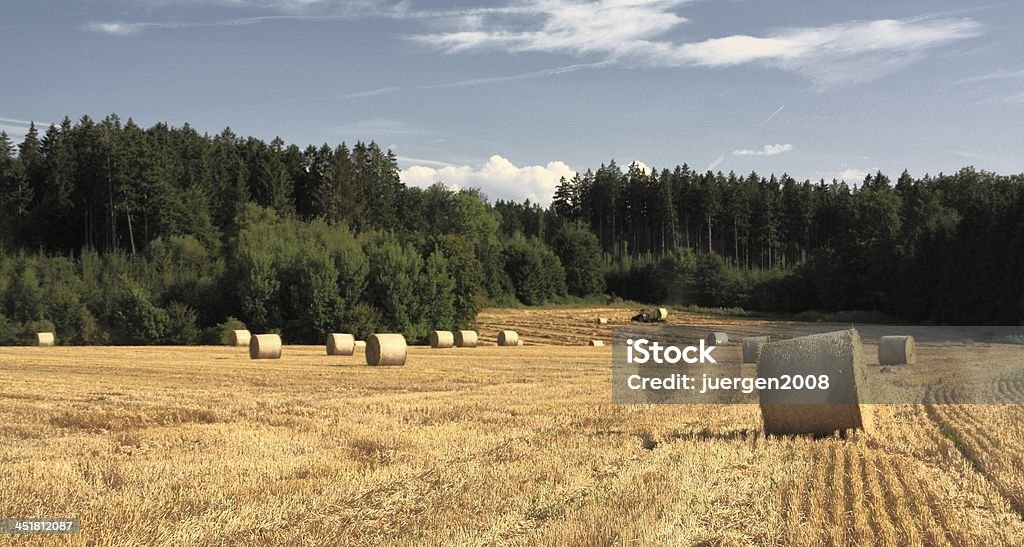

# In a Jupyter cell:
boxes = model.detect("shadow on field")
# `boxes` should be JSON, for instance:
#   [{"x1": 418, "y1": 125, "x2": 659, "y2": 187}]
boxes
[{"x1": 665, "y1": 428, "x2": 758, "y2": 443}]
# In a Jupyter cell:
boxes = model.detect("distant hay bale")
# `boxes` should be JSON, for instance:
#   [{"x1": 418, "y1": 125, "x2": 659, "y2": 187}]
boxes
[
  {"x1": 742, "y1": 336, "x2": 770, "y2": 364},
  {"x1": 758, "y1": 329, "x2": 874, "y2": 436},
  {"x1": 878, "y1": 335, "x2": 916, "y2": 365},
  {"x1": 497, "y1": 330, "x2": 519, "y2": 347},
  {"x1": 355, "y1": 340, "x2": 366, "y2": 349},
  {"x1": 326, "y1": 333, "x2": 355, "y2": 356},
  {"x1": 597, "y1": 317, "x2": 609, "y2": 325},
  {"x1": 36, "y1": 332, "x2": 55, "y2": 347},
  {"x1": 454, "y1": 330, "x2": 478, "y2": 348},
  {"x1": 430, "y1": 330, "x2": 455, "y2": 348},
  {"x1": 366, "y1": 333, "x2": 407, "y2": 366},
  {"x1": 517, "y1": 339, "x2": 524, "y2": 346},
  {"x1": 249, "y1": 334, "x2": 282, "y2": 360},
  {"x1": 656, "y1": 308, "x2": 669, "y2": 321},
  {"x1": 589, "y1": 340, "x2": 605, "y2": 347},
  {"x1": 706, "y1": 332, "x2": 729, "y2": 345},
  {"x1": 229, "y1": 329, "x2": 251, "y2": 347}
]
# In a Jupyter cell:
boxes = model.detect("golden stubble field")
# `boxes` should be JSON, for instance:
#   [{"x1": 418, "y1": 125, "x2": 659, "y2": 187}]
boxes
[{"x1": 2, "y1": 307, "x2": 1024, "y2": 545}]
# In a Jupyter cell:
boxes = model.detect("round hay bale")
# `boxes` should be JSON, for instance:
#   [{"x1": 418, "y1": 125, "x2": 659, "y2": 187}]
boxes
[
  {"x1": 229, "y1": 329, "x2": 251, "y2": 347},
  {"x1": 706, "y1": 332, "x2": 729, "y2": 345},
  {"x1": 326, "y1": 333, "x2": 355, "y2": 356},
  {"x1": 249, "y1": 334, "x2": 282, "y2": 360},
  {"x1": 517, "y1": 339, "x2": 524, "y2": 346},
  {"x1": 454, "y1": 330, "x2": 478, "y2": 348},
  {"x1": 354, "y1": 340, "x2": 366, "y2": 349},
  {"x1": 366, "y1": 333, "x2": 407, "y2": 366},
  {"x1": 597, "y1": 317, "x2": 609, "y2": 325},
  {"x1": 758, "y1": 329, "x2": 874, "y2": 436},
  {"x1": 878, "y1": 335, "x2": 915, "y2": 365},
  {"x1": 430, "y1": 330, "x2": 455, "y2": 348},
  {"x1": 742, "y1": 336, "x2": 770, "y2": 364},
  {"x1": 589, "y1": 340, "x2": 605, "y2": 347},
  {"x1": 36, "y1": 332, "x2": 55, "y2": 347},
  {"x1": 497, "y1": 330, "x2": 519, "y2": 347},
  {"x1": 656, "y1": 308, "x2": 669, "y2": 321}
]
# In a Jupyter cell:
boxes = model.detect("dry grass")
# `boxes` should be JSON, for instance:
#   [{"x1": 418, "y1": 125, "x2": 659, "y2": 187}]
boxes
[{"x1": 1, "y1": 309, "x2": 1024, "y2": 545}]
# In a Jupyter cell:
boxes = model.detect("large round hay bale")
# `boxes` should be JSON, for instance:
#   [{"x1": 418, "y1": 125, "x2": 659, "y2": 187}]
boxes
[
  {"x1": 354, "y1": 340, "x2": 366, "y2": 349},
  {"x1": 758, "y1": 329, "x2": 874, "y2": 436},
  {"x1": 497, "y1": 330, "x2": 519, "y2": 346},
  {"x1": 430, "y1": 330, "x2": 455, "y2": 348},
  {"x1": 589, "y1": 340, "x2": 605, "y2": 347},
  {"x1": 326, "y1": 333, "x2": 355, "y2": 356},
  {"x1": 36, "y1": 332, "x2": 55, "y2": 347},
  {"x1": 656, "y1": 308, "x2": 669, "y2": 321},
  {"x1": 229, "y1": 329, "x2": 251, "y2": 347},
  {"x1": 742, "y1": 336, "x2": 770, "y2": 364},
  {"x1": 249, "y1": 334, "x2": 282, "y2": 360},
  {"x1": 597, "y1": 317, "x2": 609, "y2": 325},
  {"x1": 706, "y1": 332, "x2": 729, "y2": 345},
  {"x1": 366, "y1": 334, "x2": 407, "y2": 366},
  {"x1": 454, "y1": 330, "x2": 478, "y2": 348},
  {"x1": 878, "y1": 335, "x2": 915, "y2": 365}
]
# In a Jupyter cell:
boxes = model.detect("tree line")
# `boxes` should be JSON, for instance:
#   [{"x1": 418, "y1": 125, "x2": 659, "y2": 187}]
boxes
[
  {"x1": 552, "y1": 162, "x2": 1024, "y2": 323},
  {"x1": 0, "y1": 114, "x2": 1021, "y2": 345},
  {"x1": 0, "y1": 115, "x2": 605, "y2": 344}
]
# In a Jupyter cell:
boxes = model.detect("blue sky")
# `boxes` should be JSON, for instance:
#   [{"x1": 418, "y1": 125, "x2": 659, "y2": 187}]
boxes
[{"x1": 1, "y1": 0, "x2": 1021, "y2": 204}]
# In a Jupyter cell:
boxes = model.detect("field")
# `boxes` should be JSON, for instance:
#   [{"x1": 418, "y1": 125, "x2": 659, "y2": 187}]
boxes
[{"x1": 3, "y1": 307, "x2": 1024, "y2": 545}]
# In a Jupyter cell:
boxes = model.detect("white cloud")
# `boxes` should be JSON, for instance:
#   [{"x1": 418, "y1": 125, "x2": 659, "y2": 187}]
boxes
[
  {"x1": 830, "y1": 167, "x2": 876, "y2": 183},
  {"x1": 414, "y1": 1, "x2": 982, "y2": 86},
  {"x1": 733, "y1": 143, "x2": 793, "y2": 156},
  {"x1": 400, "y1": 155, "x2": 575, "y2": 205},
  {"x1": 415, "y1": 0, "x2": 690, "y2": 55},
  {"x1": 707, "y1": 155, "x2": 724, "y2": 171},
  {"x1": 629, "y1": 161, "x2": 651, "y2": 175}
]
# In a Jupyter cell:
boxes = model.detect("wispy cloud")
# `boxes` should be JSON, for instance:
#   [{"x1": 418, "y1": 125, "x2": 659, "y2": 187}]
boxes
[
  {"x1": 290, "y1": 62, "x2": 602, "y2": 103},
  {"x1": 950, "y1": 150, "x2": 1002, "y2": 164},
  {"x1": 418, "y1": 61, "x2": 609, "y2": 90},
  {"x1": 86, "y1": 15, "x2": 362, "y2": 35},
  {"x1": 334, "y1": 118, "x2": 433, "y2": 137},
  {"x1": 414, "y1": 1, "x2": 982, "y2": 86},
  {"x1": 85, "y1": 0, "x2": 415, "y2": 35},
  {"x1": 289, "y1": 86, "x2": 401, "y2": 103},
  {"x1": 954, "y1": 68, "x2": 1024, "y2": 83},
  {"x1": 707, "y1": 155, "x2": 725, "y2": 171},
  {"x1": 83, "y1": 2, "x2": 526, "y2": 36},
  {"x1": 755, "y1": 105, "x2": 785, "y2": 131},
  {"x1": 396, "y1": 156, "x2": 458, "y2": 168},
  {"x1": 0, "y1": 117, "x2": 52, "y2": 139},
  {"x1": 734, "y1": 143, "x2": 793, "y2": 156}
]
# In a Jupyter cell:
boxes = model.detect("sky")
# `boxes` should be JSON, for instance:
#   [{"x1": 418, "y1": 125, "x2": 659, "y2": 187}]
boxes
[{"x1": 1, "y1": 0, "x2": 1022, "y2": 204}]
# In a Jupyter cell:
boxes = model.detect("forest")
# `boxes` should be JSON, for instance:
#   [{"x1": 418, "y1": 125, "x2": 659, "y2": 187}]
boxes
[{"x1": 0, "y1": 115, "x2": 1021, "y2": 344}]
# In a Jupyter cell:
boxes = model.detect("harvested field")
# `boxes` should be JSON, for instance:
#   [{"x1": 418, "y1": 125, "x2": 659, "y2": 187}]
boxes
[
  {"x1": 1, "y1": 308, "x2": 1024, "y2": 545},
  {"x1": 473, "y1": 306, "x2": 782, "y2": 346}
]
